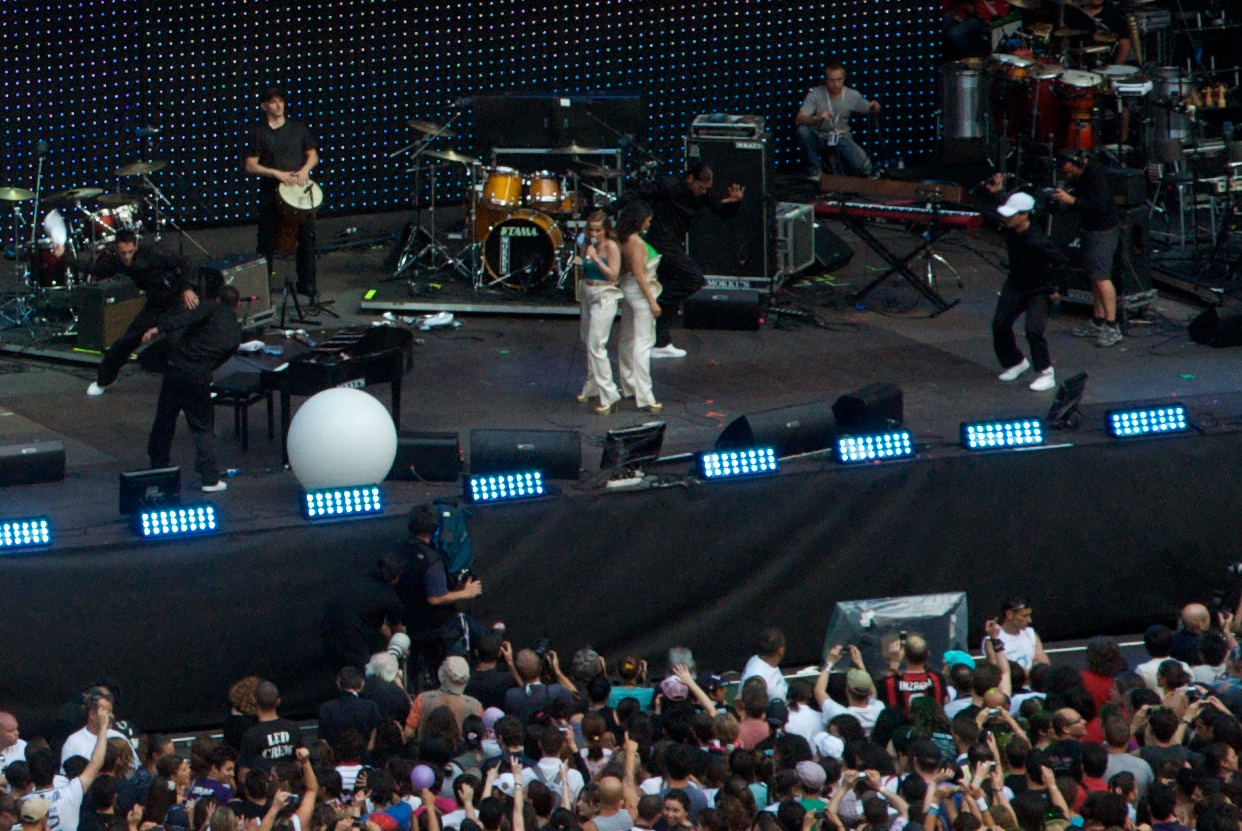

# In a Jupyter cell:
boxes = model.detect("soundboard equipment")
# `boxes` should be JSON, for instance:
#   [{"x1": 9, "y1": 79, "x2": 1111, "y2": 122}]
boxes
[
  {"x1": 814, "y1": 200, "x2": 985, "y2": 231},
  {"x1": 689, "y1": 113, "x2": 767, "y2": 141},
  {"x1": 818, "y1": 174, "x2": 969, "y2": 204},
  {"x1": 265, "y1": 325, "x2": 415, "y2": 463}
]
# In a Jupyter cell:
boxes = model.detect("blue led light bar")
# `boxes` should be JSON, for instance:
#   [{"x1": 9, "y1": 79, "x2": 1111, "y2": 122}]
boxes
[
  {"x1": 697, "y1": 448, "x2": 779, "y2": 479},
  {"x1": 0, "y1": 517, "x2": 51, "y2": 551},
  {"x1": 961, "y1": 418, "x2": 1044, "y2": 450},
  {"x1": 304, "y1": 486, "x2": 384, "y2": 519},
  {"x1": 467, "y1": 471, "x2": 546, "y2": 503},
  {"x1": 835, "y1": 431, "x2": 914, "y2": 464},
  {"x1": 1105, "y1": 405, "x2": 1190, "y2": 438},
  {"x1": 134, "y1": 504, "x2": 218, "y2": 539}
]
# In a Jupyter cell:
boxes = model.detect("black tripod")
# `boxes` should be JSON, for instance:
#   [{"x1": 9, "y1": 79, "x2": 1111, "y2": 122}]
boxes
[{"x1": 274, "y1": 254, "x2": 337, "y2": 327}]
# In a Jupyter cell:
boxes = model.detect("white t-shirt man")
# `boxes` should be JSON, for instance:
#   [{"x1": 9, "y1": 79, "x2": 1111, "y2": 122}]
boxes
[
  {"x1": 59, "y1": 728, "x2": 126, "y2": 772},
  {"x1": 526, "y1": 758, "x2": 584, "y2": 803},
  {"x1": 784, "y1": 704, "x2": 824, "y2": 744},
  {"x1": 982, "y1": 627, "x2": 1038, "y2": 670},
  {"x1": 819, "y1": 697, "x2": 885, "y2": 736},
  {"x1": 1, "y1": 738, "x2": 28, "y2": 774},
  {"x1": 741, "y1": 656, "x2": 787, "y2": 701},
  {"x1": 26, "y1": 779, "x2": 85, "y2": 831}
]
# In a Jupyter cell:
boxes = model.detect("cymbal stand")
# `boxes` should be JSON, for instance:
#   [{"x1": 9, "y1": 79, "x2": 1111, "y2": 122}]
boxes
[
  {"x1": 405, "y1": 162, "x2": 472, "y2": 281},
  {"x1": 138, "y1": 173, "x2": 210, "y2": 257}
]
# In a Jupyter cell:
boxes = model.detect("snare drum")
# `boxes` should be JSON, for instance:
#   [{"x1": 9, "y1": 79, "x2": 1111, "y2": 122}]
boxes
[
  {"x1": 481, "y1": 167, "x2": 522, "y2": 209},
  {"x1": 483, "y1": 209, "x2": 565, "y2": 289},
  {"x1": 275, "y1": 180, "x2": 323, "y2": 255},
  {"x1": 526, "y1": 172, "x2": 563, "y2": 212},
  {"x1": 32, "y1": 240, "x2": 71, "y2": 288}
]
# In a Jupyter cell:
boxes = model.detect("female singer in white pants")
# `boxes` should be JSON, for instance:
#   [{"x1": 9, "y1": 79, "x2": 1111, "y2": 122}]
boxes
[
  {"x1": 575, "y1": 212, "x2": 624, "y2": 415},
  {"x1": 615, "y1": 201, "x2": 663, "y2": 415}
]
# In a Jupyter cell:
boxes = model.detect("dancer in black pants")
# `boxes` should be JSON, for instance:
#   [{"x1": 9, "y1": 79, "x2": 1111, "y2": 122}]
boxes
[
  {"x1": 637, "y1": 162, "x2": 744, "y2": 359},
  {"x1": 55, "y1": 230, "x2": 196, "y2": 396},
  {"x1": 989, "y1": 190, "x2": 1070, "y2": 393},
  {"x1": 142, "y1": 286, "x2": 243, "y2": 491}
]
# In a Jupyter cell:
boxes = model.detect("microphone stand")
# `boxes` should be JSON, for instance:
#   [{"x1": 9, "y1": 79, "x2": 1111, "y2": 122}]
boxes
[
  {"x1": 580, "y1": 108, "x2": 663, "y2": 191},
  {"x1": 140, "y1": 173, "x2": 210, "y2": 257},
  {"x1": 30, "y1": 143, "x2": 47, "y2": 247}
]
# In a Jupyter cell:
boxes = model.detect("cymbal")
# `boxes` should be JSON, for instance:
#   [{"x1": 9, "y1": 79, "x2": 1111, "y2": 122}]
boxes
[
  {"x1": 423, "y1": 150, "x2": 481, "y2": 165},
  {"x1": 0, "y1": 187, "x2": 34, "y2": 202},
  {"x1": 553, "y1": 143, "x2": 600, "y2": 154},
  {"x1": 407, "y1": 119, "x2": 456, "y2": 139},
  {"x1": 575, "y1": 162, "x2": 624, "y2": 179},
  {"x1": 1053, "y1": 28, "x2": 1087, "y2": 38},
  {"x1": 97, "y1": 192, "x2": 142, "y2": 208},
  {"x1": 44, "y1": 187, "x2": 104, "y2": 208},
  {"x1": 116, "y1": 160, "x2": 167, "y2": 176},
  {"x1": 1010, "y1": 0, "x2": 1045, "y2": 8},
  {"x1": 1093, "y1": 31, "x2": 1119, "y2": 43}
]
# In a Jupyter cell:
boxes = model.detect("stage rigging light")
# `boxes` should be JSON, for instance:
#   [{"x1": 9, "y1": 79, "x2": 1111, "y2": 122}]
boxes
[
  {"x1": 303, "y1": 486, "x2": 384, "y2": 519},
  {"x1": 0, "y1": 517, "x2": 52, "y2": 551},
  {"x1": 697, "y1": 447, "x2": 779, "y2": 479},
  {"x1": 961, "y1": 418, "x2": 1044, "y2": 450},
  {"x1": 834, "y1": 430, "x2": 914, "y2": 464},
  {"x1": 132, "y1": 504, "x2": 218, "y2": 539},
  {"x1": 466, "y1": 471, "x2": 546, "y2": 503},
  {"x1": 1105, "y1": 405, "x2": 1190, "y2": 438}
]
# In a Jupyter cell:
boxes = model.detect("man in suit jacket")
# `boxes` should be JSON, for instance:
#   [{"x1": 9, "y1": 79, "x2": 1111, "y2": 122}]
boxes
[{"x1": 318, "y1": 667, "x2": 380, "y2": 749}]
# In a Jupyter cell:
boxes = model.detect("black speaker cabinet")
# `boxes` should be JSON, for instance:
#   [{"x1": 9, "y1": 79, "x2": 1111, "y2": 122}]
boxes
[
  {"x1": 1190, "y1": 304, "x2": 1242, "y2": 348},
  {"x1": 685, "y1": 134, "x2": 772, "y2": 279},
  {"x1": 74, "y1": 278, "x2": 144, "y2": 351},
  {"x1": 387, "y1": 431, "x2": 462, "y2": 482},
  {"x1": 1051, "y1": 206, "x2": 1151, "y2": 302},
  {"x1": 683, "y1": 288, "x2": 763, "y2": 331},
  {"x1": 716, "y1": 401, "x2": 835, "y2": 457},
  {"x1": 813, "y1": 224, "x2": 855, "y2": 272},
  {"x1": 832, "y1": 383, "x2": 904, "y2": 432},
  {"x1": 0, "y1": 439, "x2": 66, "y2": 486},
  {"x1": 198, "y1": 253, "x2": 272, "y2": 323},
  {"x1": 469, "y1": 429, "x2": 582, "y2": 480}
]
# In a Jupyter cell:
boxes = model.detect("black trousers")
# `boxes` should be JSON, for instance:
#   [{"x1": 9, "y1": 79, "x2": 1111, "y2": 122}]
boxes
[
  {"x1": 992, "y1": 286, "x2": 1053, "y2": 372},
  {"x1": 257, "y1": 189, "x2": 318, "y2": 296},
  {"x1": 97, "y1": 303, "x2": 173, "y2": 387},
  {"x1": 653, "y1": 246, "x2": 706, "y2": 348},
  {"x1": 148, "y1": 374, "x2": 220, "y2": 485}
]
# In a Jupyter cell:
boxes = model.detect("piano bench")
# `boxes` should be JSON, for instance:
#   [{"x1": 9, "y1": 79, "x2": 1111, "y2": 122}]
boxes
[{"x1": 210, "y1": 372, "x2": 274, "y2": 452}]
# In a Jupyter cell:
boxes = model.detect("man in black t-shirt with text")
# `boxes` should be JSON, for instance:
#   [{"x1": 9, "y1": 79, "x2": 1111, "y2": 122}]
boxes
[
  {"x1": 243, "y1": 88, "x2": 320, "y2": 298},
  {"x1": 237, "y1": 681, "x2": 302, "y2": 774}
]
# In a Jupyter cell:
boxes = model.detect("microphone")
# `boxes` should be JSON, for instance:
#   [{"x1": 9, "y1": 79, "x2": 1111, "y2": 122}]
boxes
[
  {"x1": 36, "y1": 140, "x2": 49, "y2": 157},
  {"x1": 135, "y1": 126, "x2": 162, "y2": 137}
]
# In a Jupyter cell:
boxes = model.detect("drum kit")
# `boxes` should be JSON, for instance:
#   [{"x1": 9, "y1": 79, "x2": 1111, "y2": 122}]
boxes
[
  {"x1": 0, "y1": 158, "x2": 195, "y2": 333},
  {"x1": 391, "y1": 119, "x2": 627, "y2": 293}
]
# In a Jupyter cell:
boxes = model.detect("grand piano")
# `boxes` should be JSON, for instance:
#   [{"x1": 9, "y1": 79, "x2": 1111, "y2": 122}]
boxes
[{"x1": 263, "y1": 325, "x2": 415, "y2": 464}]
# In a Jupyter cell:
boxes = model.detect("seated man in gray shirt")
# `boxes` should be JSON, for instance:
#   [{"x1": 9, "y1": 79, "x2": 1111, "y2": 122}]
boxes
[{"x1": 795, "y1": 62, "x2": 881, "y2": 179}]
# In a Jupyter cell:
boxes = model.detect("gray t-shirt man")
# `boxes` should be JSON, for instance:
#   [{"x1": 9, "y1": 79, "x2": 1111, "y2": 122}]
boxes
[
  {"x1": 799, "y1": 86, "x2": 871, "y2": 139},
  {"x1": 1104, "y1": 752, "x2": 1155, "y2": 801}
]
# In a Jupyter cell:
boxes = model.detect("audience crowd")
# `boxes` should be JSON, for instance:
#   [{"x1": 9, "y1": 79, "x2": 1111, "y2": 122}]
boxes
[{"x1": 7, "y1": 589, "x2": 1242, "y2": 831}]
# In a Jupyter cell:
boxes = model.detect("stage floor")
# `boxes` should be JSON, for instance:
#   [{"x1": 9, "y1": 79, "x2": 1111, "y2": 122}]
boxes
[{"x1": 1, "y1": 207, "x2": 1240, "y2": 547}]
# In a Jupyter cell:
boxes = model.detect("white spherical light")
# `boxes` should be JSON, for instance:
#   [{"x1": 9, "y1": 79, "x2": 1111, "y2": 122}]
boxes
[{"x1": 287, "y1": 388, "x2": 398, "y2": 490}]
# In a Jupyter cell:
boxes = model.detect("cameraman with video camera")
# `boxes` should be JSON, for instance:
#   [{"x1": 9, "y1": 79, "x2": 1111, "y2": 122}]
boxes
[{"x1": 397, "y1": 504, "x2": 484, "y2": 690}]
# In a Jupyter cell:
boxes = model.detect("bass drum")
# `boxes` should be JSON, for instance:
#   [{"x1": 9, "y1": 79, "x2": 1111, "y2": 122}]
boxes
[{"x1": 483, "y1": 209, "x2": 564, "y2": 290}]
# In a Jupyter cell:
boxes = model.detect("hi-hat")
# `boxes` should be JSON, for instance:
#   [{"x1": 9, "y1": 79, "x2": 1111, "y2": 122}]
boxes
[
  {"x1": 407, "y1": 119, "x2": 456, "y2": 139},
  {"x1": 0, "y1": 187, "x2": 34, "y2": 202},
  {"x1": 575, "y1": 162, "x2": 624, "y2": 179},
  {"x1": 553, "y1": 143, "x2": 600, "y2": 154},
  {"x1": 44, "y1": 187, "x2": 104, "y2": 208},
  {"x1": 116, "y1": 160, "x2": 168, "y2": 176},
  {"x1": 1053, "y1": 27, "x2": 1087, "y2": 38},
  {"x1": 423, "y1": 150, "x2": 481, "y2": 165},
  {"x1": 97, "y1": 192, "x2": 142, "y2": 208}
]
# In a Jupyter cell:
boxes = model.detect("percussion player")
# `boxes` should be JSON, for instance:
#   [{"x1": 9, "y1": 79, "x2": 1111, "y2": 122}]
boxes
[{"x1": 244, "y1": 88, "x2": 320, "y2": 299}]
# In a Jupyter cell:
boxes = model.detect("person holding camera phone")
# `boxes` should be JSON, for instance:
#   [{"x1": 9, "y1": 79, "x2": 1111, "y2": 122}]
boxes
[
  {"x1": 982, "y1": 595, "x2": 1048, "y2": 671},
  {"x1": 503, "y1": 649, "x2": 576, "y2": 725}
]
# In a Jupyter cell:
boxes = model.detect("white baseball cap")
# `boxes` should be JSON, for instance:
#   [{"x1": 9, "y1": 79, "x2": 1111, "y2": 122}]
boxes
[{"x1": 997, "y1": 192, "x2": 1036, "y2": 217}]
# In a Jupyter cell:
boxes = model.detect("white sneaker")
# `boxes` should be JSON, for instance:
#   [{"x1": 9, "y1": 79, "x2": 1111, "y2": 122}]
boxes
[
  {"x1": 201, "y1": 481, "x2": 228, "y2": 493},
  {"x1": 86, "y1": 382, "x2": 107, "y2": 396},
  {"x1": 1029, "y1": 367, "x2": 1056, "y2": 392},
  {"x1": 651, "y1": 344, "x2": 688, "y2": 359},
  {"x1": 997, "y1": 358, "x2": 1030, "y2": 382}
]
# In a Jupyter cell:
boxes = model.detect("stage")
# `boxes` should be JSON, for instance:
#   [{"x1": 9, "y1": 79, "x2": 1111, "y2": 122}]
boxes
[{"x1": 4, "y1": 209, "x2": 1242, "y2": 734}]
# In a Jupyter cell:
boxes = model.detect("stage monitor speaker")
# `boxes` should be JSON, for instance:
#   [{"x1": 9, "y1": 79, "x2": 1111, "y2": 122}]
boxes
[
  {"x1": 1189, "y1": 304, "x2": 1242, "y2": 348},
  {"x1": 198, "y1": 254, "x2": 272, "y2": 323},
  {"x1": 387, "y1": 431, "x2": 462, "y2": 482},
  {"x1": 812, "y1": 224, "x2": 855, "y2": 272},
  {"x1": 74, "y1": 278, "x2": 144, "y2": 351},
  {"x1": 686, "y1": 134, "x2": 772, "y2": 279},
  {"x1": 832, "y1": 383, "x2": 904, "y2": 432},
  {"x1": 684, "y1": 288, "x2": 763, "y2": 330},
  {"x1": 1050, "y1": 206, "x2": 1151, "y2": 301},
  {"x1": 0, "y1": 439, "x2": 66, "y2": 487},
  {"x1": 716, "y1": 401, "x2": 835, "y2": 457},
  {"x1": 1103, "y1": 167, "x2": 1146, "y2": 208},
  {"x1": 821, "y1": 592, "x2": 968, "y2": 671},
  {"x1": 469, "y1": 429, "x2": 581, "y2": 480}
]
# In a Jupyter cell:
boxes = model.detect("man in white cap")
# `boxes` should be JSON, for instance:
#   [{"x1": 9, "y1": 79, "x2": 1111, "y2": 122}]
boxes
[
  {"x1": 18, "y1": 796, "x2": 49, "y2": 831},
  {"x1": 987, "y1": 186, "x2": 1070, "y2": 392},
  {"x1": 405, "y1": 656, "x2": 482, "y2": 738}
]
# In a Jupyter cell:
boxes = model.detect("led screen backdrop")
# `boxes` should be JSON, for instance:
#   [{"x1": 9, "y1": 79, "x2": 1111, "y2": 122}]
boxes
[{"x1": 5, "y1": 0, "x2": 941, "y2": 227}]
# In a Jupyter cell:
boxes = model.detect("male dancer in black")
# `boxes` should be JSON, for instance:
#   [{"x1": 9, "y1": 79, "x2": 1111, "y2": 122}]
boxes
[
  {"x1": 244, "y1": 88, "x2": 320, "y2": 299},
  {"x1": 53, "y1": 229, "x2": 197, "y2": 396},
  {"x1": 638, "y1": 162, "x2": 744, "y2": 359}
]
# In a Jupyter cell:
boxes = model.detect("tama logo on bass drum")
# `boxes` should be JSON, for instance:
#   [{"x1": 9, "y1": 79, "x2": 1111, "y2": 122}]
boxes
[{"x1": 500, "y1": 226, "x2": 538, "y2": 237}]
